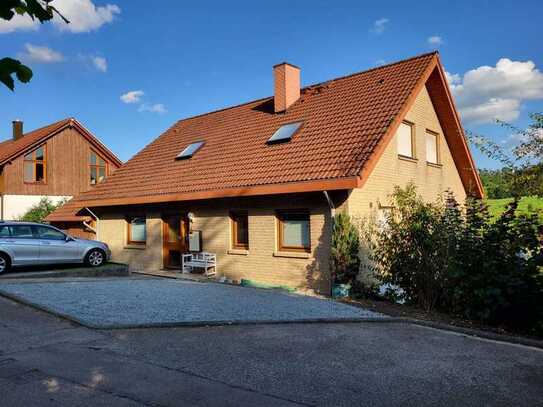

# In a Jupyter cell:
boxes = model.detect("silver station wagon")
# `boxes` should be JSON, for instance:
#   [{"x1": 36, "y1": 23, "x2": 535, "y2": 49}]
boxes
[{"x1": 0, "y1": 221, "x2": 111, "y2": 274}]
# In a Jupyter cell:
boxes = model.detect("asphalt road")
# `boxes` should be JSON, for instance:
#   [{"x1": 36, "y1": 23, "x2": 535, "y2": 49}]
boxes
[{"x1": 0, "y1": 295, "x2": 542, "y2": 406}]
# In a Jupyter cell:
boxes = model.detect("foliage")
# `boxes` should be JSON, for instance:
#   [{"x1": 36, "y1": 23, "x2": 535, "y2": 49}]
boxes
[
  {"x1": 479, "y1": 168, "x2": 514, "y2": 199},
  {"x1": 468, "y1": 113, "x2": 542, "y2": 198},
  {"x1": 365, "y1": 184, "x2": 543, "y2": 334},
  {"x1": 330, "y1": 213, "x2": 361, "y2": 286},
  {"x1": 367, "y1": 185, "x2": 459, "y2": 311},
  {"x1": 18, "y1": 197, "x2": 68, "y2": 223},
  {"x1": 0, "y1": 0, "x2": 68, "y2": 91},
  {"x1": 445, "y1": 199, "x2": 543, "y2": 333}
]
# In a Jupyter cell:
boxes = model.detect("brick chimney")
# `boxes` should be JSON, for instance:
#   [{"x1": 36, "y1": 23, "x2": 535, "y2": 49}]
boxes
[
  {"x1": 12, "y1": 120, "x2": 23, "y2": 140},
  {"x1": 273, "y1": 62, "x2": 300, "y2": 113}
]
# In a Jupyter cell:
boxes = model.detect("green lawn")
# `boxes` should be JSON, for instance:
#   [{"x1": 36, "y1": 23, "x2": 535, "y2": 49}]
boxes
[{"x1": 485, "y1": 196, "x2": 543, "y2": 221}]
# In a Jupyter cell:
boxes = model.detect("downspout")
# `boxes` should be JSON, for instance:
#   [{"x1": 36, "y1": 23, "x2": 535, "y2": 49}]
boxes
[
  {"x1": 323, "y1": 191, "x2": 336, "y2": 297},
  {"x1": 322, "y1": 191, "x2": 335, "y2": 217},
  {"x1": 1, "y1": 194, "x2": 4, "y2": 221},
  {"x1": 84, "y1": 207, "x2": 99, "y2": 235},
  {"x1": 83, "y1": 220, "x2": 97, "y2": 233}
]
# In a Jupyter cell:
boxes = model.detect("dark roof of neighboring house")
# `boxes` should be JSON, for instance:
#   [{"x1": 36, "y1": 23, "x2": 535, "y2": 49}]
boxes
[
  {"x1": 0, "y1": 117, "x2": 123, "y2": 168},
  {"x1": 47, "y1": 52, "x2": 483, "y2": 222}
]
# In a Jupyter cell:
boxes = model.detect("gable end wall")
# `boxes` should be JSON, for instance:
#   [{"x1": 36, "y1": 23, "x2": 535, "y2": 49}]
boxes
[{"x1": 347, "y1": 84, "x2": 467, "y2": 218}]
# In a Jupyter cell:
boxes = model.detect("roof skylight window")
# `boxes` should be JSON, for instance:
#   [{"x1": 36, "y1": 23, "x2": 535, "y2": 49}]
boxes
[
  {"x1": 267, "y1": 121, "x2": 303, "y2": 144},
  {"x1": 176, "y1": 141, "x2": 205, "y2": 160}
]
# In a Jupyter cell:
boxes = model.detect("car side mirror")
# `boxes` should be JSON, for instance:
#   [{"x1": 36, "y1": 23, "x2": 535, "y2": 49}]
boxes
[{"x1": 65, "y1": 235, "x2": 74, "y2": 242}]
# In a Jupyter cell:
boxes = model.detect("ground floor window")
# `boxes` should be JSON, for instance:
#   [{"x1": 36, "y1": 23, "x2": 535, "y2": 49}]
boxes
[
  {"x1": 277, "y1": 210, "x2": 310, "y2": 252},
  {"x1": 127, "y1": 216, "x2": 146, "y2": 244},
  {"x1": 230, "y1": 211, "x2": 249, "y2": 250}
]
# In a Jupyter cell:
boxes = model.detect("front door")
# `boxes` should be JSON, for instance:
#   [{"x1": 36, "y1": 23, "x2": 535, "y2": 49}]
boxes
[{"x1": 162, "y1": 217, "x2": 187, "y2": 269}]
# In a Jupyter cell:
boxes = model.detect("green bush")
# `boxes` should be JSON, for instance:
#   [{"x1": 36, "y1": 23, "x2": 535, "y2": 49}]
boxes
[
  {"x1": 330, "y1": 213, "x2": 361, "y2": 286},
  {"x1": 366, "y1": 184, "x2": 543, "y2": 335},
  {"x1": 18, "y1": 197, "x2": 68, "y2": 223},
  {"x1": 446, "y1": 199, "x2": 543, "y2": 333}
]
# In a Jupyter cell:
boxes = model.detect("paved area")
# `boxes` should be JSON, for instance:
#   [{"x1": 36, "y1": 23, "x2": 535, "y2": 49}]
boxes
[
  {"x1": 0, "y1": 296, "x2": 541, "y2": 406},
  {"x1": 0, "y1": 278, "x2": 384, "y2": 328}
]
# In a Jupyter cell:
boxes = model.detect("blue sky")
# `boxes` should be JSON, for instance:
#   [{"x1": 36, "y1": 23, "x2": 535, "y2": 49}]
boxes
[{"x1": 1, "y1": 0, "x2": 542, "y2": 169}]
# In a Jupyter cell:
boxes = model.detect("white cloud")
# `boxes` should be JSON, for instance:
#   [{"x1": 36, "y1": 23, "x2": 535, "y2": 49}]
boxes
[
  {"x1": 0, "y1": 13, "x2": 39, "y2": 34},
  {"x1": 0, "y1": 0, "x2": 120, "y2": 34},
  {"x1": 52, "y1": 0, "x2": 121, "y2": 33},
  {"x1": 445, "y1": 71, "x2": 461, "y2": 86},
  {"x1": 375, "y1": 59, "x2": 386, "y2": 66},
  {"x1": 427, "y1": 36, "x2": 443, "y2": 47},
  {"x1": 138, "y1": 103, "x2": 167, "y2": 114},
  {"x1": 445, "y1": 58, "x2": 543, "y2": 124},
  {"x1": 92, "y1": 56, "x2": 107, "y2": 72},
  {"x1": 460, "y1": 98, "x2": 521, "y2": 124},
  {"x1": 18, "y1": 44, "x2": 64, "y2": 63},
  {"x1": 120, "y1": 90, "x2": 144, "y2": 104},
  {"x1": 370, "y1": 18, "x2": 389, "y2": 34}
]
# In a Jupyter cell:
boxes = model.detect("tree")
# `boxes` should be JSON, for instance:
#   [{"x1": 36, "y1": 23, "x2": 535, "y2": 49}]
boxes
[
  {"x1": 330, "y1": 213, "x2": 361, "y2": 286},
  {"x1": 18, "y1": 197, "x2": 68, "y2": 223},
  {"x1": 0, "y1": 0, "x2": 68, "y2": 91},
  {"x1": 468, "y1": 113, "x2": 543, "y2": 198}
]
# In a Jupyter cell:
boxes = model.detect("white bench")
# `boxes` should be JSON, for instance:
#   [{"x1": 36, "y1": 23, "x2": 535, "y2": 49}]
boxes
[{"x1": 182, "y1": 252, "x2": 217, "y2": 276}]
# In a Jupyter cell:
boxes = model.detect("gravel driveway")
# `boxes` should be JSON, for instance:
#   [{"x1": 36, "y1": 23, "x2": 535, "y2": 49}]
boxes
[{"x1": 0, "y1": 277, "x2": 385, "y2": 328}]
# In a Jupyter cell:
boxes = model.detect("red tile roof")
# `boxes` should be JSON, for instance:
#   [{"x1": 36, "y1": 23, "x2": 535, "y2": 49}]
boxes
[
  {"x1": 0, "y1": 118, "x2": 71, "y2": 165},
  {"x1": 47, "y1": 52, "x2": 483, "y2": 221}
]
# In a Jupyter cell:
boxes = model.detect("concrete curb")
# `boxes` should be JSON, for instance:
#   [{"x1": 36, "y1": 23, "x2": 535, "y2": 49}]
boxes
[
  {"x1": 1, "y1": 288, "x2": 541, "y2": 349},
  {"x1": 395, "y1": 317, "x2": 543, "y2": 350},
  {"x1": 0, "y1": 263, "x2": 129, "y2": 280}
]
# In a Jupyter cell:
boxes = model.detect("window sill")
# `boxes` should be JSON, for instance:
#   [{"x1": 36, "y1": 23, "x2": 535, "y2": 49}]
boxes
[
  {"x1": 273, "y1": 251, "x2": 311, "y2": 259},
  {"x1": 228, "y1": 248, "x2": 249, "y2": 256},
  {"x1": 398, "y1": 155, "x2": 418, "y2": 163},
  {"x1": 426, "y1": 161, "x2": 443, "y2": 169},
  {"x1": 124, "y1": 244, "x2": 146, "y2": 250}
]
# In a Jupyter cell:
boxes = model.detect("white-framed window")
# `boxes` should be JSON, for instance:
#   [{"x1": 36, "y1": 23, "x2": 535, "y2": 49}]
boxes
[
  {"x1": 426, "y1": 130, "x2": 439, "y2": 164},
  {"x1": 397, "y1": 121, "x2": 414, "y2": 158}
]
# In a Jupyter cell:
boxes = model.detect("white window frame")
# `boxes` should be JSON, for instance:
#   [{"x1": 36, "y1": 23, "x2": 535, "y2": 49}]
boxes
[
  {"x1": 397, "y1": 121, "x2": 415, "y2": 159},
  {"x1": 425, "y1": 130, "x2": 439, "y2": 165}
]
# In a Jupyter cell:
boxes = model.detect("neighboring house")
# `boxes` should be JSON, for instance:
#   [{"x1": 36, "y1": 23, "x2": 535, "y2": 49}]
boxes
[
  {"x1": 0, "y1": 118, "x2": 122, "y2": 237},
  {"x1": 48, "y1": 52, "x2": 483, "y2": 294}
]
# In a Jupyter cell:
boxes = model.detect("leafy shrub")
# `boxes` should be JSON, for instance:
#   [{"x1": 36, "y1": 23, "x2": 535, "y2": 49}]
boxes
[
  {"x1": 368, "y1": 185, "x2": 459, "y2": 311},
  {"x1": 18, "y1": 197, "x2": 68, "y2": 223},
  {"x1": 366, "y1": 184, "x2": 543, "y2": 334},
  {"x1": 330, "y1": 213, "x2": 361, "y2": 286},
  {"x1": 446, "y1": 199, "x2": 543, "y2": 333}
]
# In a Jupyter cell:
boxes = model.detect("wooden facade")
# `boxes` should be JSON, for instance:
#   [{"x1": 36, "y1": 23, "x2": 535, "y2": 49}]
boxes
[{"x1": 1, "y1": 126, "x2": 119, "y2": 196}]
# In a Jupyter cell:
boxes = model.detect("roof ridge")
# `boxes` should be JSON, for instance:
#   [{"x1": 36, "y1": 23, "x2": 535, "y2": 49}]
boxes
[
  {"x1": 176, "y1": 51, "x2": 439, "y2": 124},
  {"x1": 0, "y1": 117, "x2": 71, "y2": 143}
]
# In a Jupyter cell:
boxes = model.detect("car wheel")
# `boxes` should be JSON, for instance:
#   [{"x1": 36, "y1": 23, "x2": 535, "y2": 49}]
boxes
[
  {"x1": 0, "y1": 253, "x2": 11, "y2": 274},
  {"x1": 85, "y1": 249, "x2": 105, "y2": 267}
]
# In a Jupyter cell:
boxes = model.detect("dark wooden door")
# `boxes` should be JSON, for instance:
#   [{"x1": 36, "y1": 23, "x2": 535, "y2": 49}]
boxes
[{"x1": 162, "y1": 217, "x2": 187, "y2": 269}]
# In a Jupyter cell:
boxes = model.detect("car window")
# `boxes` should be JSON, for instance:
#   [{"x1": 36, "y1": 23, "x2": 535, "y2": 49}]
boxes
[
  {"x1": 35, "y1": 226, "x2": 66, "y2": 241},
  {"x1": 10, "y1": 225, "x2": 34, "y2": 238},
  {"x1": 0, "y1": 225, "x2": 10, "y2": 237}
]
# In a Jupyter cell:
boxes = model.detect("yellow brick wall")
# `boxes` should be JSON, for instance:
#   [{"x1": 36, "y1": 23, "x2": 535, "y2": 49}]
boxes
[
  {"x1": 97, "y1": 193, "x2": 332, "y2": 294},
  {"x1": 98, "y1": 211, "x2": 163, "y2": 272},
  {"x1": 347, "y1": 85, "x2": 467, "y2": 218}
]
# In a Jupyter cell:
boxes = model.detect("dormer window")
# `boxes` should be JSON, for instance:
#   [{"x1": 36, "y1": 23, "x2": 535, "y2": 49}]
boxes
[
  {"x1": 23, "y1": 145, "x2": 46, "y2": 183},
  {"x1": 176, "y1": 141, "x2": 205, "y2": 160},
  {"x1": 267, "y1": 121, "x2": 303, "y2": 144}
]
